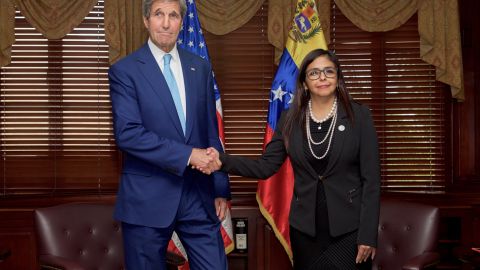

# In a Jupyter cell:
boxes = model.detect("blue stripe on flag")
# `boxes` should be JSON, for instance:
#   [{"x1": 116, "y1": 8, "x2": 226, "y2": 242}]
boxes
[{"x1": 267, "y1": 49, "x2": 299, "y2": 129}]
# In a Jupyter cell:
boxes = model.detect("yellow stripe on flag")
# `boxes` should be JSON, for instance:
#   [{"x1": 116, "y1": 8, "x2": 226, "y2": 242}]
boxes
[{"x1": 256, "y1": 193, "x2": 294, "y2": 262}]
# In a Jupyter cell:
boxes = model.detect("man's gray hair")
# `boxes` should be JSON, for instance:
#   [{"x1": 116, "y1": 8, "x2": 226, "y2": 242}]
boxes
[{"x1": 142, "y1": 0, "x2": 187, "y2": 19}]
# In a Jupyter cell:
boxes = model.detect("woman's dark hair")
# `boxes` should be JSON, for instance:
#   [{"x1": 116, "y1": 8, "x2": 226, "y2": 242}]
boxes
[{"x1": 282, "y1": 49, "x2": 354, "y2": 148}]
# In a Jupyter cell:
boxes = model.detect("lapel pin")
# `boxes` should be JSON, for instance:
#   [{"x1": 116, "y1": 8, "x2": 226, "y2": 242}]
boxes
[
  {"x1": 338, "y1": 125, "x2": 345, "y2": 131},
  {"x1": 190, "y1": 67, "x2": 196, "y2": 71}
]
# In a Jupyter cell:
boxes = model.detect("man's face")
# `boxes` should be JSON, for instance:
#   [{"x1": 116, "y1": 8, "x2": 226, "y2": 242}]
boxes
[{"x1": 143, "y1": 0, "x2": 182, "y2": 52}]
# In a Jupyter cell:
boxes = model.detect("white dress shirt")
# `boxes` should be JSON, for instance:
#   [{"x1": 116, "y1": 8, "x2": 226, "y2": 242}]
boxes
[{"x1": 147, "y1": 39, "x2": 187, "y2": 118}]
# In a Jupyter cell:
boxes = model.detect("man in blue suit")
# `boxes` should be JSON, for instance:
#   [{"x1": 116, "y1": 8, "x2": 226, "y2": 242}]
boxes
[{"x1": 108, "y1": 0, "x2": 230, "y2": 269}]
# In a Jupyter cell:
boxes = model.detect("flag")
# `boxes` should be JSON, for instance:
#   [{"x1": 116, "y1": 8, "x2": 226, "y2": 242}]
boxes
[
  {"x1": 167, "y1": 0, "x2": 234, "y2": 268},
  {"x1": 256, "y1": 0, "x2": 328, "y2": 263}
]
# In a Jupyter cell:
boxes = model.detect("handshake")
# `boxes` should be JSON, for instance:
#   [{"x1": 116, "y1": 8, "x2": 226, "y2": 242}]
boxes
[{"x1": 189, "y1": 147, "x2": 222, "y2": 175}]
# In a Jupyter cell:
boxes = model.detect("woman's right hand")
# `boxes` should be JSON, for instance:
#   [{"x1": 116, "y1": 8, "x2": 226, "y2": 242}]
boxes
[
  {"x1": 206, "y1": 147, "x2": 222, "y2": 171},
  {"x1": 356, "y1": 245, "x2": 376, "y2": 263}
]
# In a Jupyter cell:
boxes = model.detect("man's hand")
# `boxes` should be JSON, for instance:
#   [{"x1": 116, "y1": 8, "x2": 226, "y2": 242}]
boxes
[
  {"x1": 356, "y1": 245, "x2": 376, "y2": 263},
  {"x1": 189, "y1": 148, "x2": 216, "y2": 174},
  {"x1": 215, "y1": 197, "x2": 227, "y2": 221}
]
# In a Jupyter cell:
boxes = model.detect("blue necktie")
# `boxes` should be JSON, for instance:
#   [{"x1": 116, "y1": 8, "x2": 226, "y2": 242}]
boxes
[{"x1": 163, "y1": 54, "x2": 186, "y2": 134}]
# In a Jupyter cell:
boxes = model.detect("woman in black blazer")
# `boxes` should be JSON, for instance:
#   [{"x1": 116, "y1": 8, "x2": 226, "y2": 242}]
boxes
[{"x1": 208, "y1": 49, "x2": 381, "y2": 269}]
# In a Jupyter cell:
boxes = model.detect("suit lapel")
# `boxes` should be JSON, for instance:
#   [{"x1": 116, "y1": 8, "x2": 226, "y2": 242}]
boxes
[
  {"x1": 178, "y1": 49, "x2": 197, "y2": 141},
  {"x1": 136, "y1": 44, "x2": 184, "y2": 137},
  {"x1": 291, "y1": 119, "x2": 319, "y2": 180}
]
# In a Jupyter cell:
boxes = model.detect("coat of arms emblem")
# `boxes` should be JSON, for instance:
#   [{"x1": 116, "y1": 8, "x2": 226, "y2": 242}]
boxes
[{"x1": 289, "y1": 0, "x2": 323, "y2": 43}]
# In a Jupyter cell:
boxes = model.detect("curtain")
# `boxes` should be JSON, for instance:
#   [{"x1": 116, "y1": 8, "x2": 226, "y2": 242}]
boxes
[
  {"x1": 0, "y1": 0, "x2": 97, "y2": 67},
  {"x1": 0, "y1": 0, "x2": 15, "y2": 67},
  {"x1": 334, "y1": 0, "x2": 417, "y2": 31},
  {"x1": 267, "y1": 0, "x2": 295, "y2": 64},
  {"x1": 417, "y1": 0, "x2": 464, "y2": 100},
  {"x1": 197, "y1": 0, "x2": 265, "y2": 35},
  {"x1": 14, "y1": 0, "x2": 97, "y2": 38},
  {"x1": 0, "y1": 0, "x2": 147, "y2": 66},
  {"x1": 1, "y1": 0, "x2": 463, "y2": 99},
  {"x1": 104, "y1": 0, "x2": 147, "y2": 64}
]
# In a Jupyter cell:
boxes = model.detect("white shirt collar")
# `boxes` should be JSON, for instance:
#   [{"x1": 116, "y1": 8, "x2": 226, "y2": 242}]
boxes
[{"x1": 147, "y1": 39, "x2": 180, "y2": 67}]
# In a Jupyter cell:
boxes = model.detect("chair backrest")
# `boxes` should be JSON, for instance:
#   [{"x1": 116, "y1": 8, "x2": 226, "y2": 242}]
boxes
[
  {"x1": 373, "y1": 199, "x2": 439, "y2": 270},
  {"x1": 34, "y1": 203, "x2": 124, "y2": 270}
]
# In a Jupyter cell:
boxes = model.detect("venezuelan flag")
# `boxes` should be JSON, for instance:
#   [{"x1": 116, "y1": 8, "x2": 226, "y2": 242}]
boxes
[{"x1": 256, "y1": 0, "x2": 328, "y2": 262}]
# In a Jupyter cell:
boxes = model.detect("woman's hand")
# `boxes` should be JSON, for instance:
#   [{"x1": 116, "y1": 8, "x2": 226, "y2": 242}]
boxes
[{"x1": 356, "y1": 245, "x2": 376, "y2": 263}]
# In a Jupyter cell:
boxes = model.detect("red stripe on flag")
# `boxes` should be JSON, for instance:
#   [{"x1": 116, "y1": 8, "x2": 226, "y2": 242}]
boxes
[
  {"x1": 221, "y1": 226, "x2": 233, "y2": 248},
  {"x1": 167, "y1": 241, "x2": 190, "y2": 270},
  {"x1": 257, "y1": 125, "x2": 295, "y2": 260},
  {"x1": 216, "y1": 111, "x2": 226, "y2": 146},
  {"x1": 216, "y1": 110, "x2": 234, "y2": 254}
]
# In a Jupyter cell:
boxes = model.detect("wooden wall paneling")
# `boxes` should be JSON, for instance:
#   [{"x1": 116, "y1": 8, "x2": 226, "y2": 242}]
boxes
[
  {"x1": 0, "y1": 232, "x2": 35, "y2": 270},
  {"x1": 455, "y1": 0, "x2": 480, "y2": 184},
  {"x1": 229, "y1": 205, "x2": 262, "y2": 270},
  {"x1": 229, "y1": 200, "x2": 292, "y2": 270},
  {"x1": 471, "y1": 204, "x2": 480, "y2": 247},
  {"x1": 262, "y1": 224, "x2": 292, "y2": 270},
  {"x1": 0, "y1": 209, "x2": 36, "y2": 270},
  {"x1": 471, "y1": 0, "x2": 480, "y2": 181}
]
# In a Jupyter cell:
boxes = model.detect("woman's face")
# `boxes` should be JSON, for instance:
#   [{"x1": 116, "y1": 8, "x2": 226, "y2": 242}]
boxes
[{"x1": 303, "y1": 55, "x2": 338, "y2": 99}]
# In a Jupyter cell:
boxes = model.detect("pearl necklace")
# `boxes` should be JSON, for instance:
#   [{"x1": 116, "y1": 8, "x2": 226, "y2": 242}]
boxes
[
  {"x1": 309, "y1": 97, "x2": 337, "y2": 130},
  {"x1": 306, "y1": 99, "x2": 338, "y2": 160}
]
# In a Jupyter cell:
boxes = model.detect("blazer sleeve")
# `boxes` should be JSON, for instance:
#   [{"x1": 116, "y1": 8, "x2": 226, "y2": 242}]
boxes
[
  {"x1": 220, "y1": 112, "x2": 288, "y2": 179},
  {"x1": 357, "y1": 105, "x2": 381, "y2": 247},
  {"x1": 109, "y1": 63, "x2": 193, "y2": 177}
]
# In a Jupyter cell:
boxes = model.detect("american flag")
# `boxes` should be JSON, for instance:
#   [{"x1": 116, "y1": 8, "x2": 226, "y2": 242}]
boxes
[{"x1": 167, "y1": 0, "x2": 234, "y2": 268}]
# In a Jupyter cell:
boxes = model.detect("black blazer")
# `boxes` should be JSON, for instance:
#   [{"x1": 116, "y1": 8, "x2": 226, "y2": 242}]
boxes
[{"x1": 221, "y1": 101, "x2": 381, "y2": 247}]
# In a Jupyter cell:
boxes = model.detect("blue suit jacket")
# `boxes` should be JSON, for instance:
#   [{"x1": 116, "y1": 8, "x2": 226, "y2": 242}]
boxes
[{"x1": 108, "y1": 43, "x2": 230, "y2": 228}]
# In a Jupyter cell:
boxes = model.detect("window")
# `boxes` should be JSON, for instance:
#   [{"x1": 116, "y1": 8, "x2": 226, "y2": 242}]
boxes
[
  {"x1": 204, "y1": 2, "x2": 274, "y2": 192},
  {"x1": 0, "y1": 1, "x2": 120, "y2": 195},
  {"x1": 329, "y1": 6, "x2": 450, "y2": 193}
]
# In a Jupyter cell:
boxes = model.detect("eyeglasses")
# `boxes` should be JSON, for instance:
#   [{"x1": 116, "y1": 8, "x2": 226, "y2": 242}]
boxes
[{"x1": 306, "y1": 67, "x2": 337, "y2": 80}]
